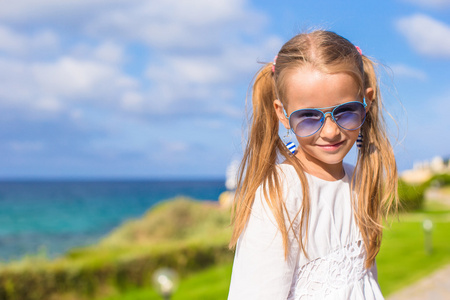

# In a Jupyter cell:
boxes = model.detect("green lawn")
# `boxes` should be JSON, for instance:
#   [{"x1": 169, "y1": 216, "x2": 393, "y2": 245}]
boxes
[
  {"x1": 98, "y1": 208, "x2": 450, "y2": 300},
  {"x1": 377, "y1": 210, "x2": 450, "y2": 295},
  {"x1": 99, "y1": 262, "x2": 233, "y2": 300}
]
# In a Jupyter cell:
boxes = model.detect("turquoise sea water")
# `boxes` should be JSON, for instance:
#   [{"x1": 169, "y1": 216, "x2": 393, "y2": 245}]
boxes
[{"x1": 0, "y1": 180, "x2": 226, "y2": 261}]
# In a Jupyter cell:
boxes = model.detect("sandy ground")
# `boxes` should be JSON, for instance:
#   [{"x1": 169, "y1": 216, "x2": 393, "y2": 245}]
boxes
[
  {"x1": 386, "y1": 263, "x2": 450, "y2": 300},
  {"x1": 426, "y1": 188, "x2": 450, "y2": 207}
]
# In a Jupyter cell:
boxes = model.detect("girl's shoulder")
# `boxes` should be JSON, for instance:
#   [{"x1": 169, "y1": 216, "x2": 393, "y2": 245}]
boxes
[
  {"x1": 253, "y1": 164, "x2": 303, "y2": 209},
  {"x1": 275, "y1": 163, "x2": 303, "y2": 189},
  {"x1": 273, "y1": 164, "x2": 304, "y2": 210}
]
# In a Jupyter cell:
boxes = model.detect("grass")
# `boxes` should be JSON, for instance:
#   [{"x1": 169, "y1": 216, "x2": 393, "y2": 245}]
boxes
[
  {"x1": 98, "y1": 200, "x2": 450, "y2": 299},
  {"x1": 377, "y1": 201, "x2": 450, "y2": 295},
  {"x1": 97, "y1": 263, "x2": 233, "y2": 300},
  {"x1": 377, "y1": 217, "x2": 450, "y2": 294}
]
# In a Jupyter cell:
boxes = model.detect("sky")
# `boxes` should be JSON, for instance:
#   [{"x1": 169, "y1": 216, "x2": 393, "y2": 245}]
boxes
[{"x1": 0, "y1": 0, "x2": 449, "y2": 179}]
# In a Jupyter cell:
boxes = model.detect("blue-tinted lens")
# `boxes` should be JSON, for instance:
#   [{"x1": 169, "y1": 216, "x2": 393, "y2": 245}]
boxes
[
  {"x1": 332, "y1": 102, "x2": 366, "y2": 130},
  {"x1": 289, "y1": 109, "x2": 324, "y2": 137}
]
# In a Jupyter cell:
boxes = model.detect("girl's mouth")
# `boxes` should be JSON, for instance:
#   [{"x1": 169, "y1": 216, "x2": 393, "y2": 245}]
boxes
[{"x1": 317, "y1": 141, "x2": 345, "y2": 151}]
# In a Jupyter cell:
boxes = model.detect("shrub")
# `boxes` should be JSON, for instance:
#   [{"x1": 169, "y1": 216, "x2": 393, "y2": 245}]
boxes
[
  {"x1": 0, "y1": 197, "x2": 234, "y2": 300},
  {"x1": 397, "y1": 180, "x2": 426, "y2": 211},
  {"x1": 425, "y1": 173, "x2": 450, "y2": 188}
]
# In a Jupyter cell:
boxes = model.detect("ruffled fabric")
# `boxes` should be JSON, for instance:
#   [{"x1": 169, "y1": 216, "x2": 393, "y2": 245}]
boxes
[{"x1": 288, "y1": 240, "x2": 383, "y2": 299}]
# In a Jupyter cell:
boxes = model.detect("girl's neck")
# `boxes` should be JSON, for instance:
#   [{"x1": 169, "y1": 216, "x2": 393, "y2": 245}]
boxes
[
  {"x1": 294, "y1": 151, "x2": 345, "y2": 181},
  {"x1": 306, "y1": 165, "x2": 345, "y2": 181}
]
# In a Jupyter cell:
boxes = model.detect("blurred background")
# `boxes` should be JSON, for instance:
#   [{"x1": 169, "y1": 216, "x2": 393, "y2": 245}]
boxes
[{"x1": 0, "y1": 0, "x2": 449, "y2": 299}]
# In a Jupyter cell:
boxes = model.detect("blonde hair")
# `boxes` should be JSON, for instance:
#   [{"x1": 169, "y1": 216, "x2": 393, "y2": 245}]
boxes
[{"x1": 229, "y1": 30, "x2": 398, "y2": 268}]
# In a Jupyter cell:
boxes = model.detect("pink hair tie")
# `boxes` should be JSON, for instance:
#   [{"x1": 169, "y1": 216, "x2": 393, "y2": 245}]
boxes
[
  {"x1": 272, "y1": 55, "x2": 278, "y2": 73},
  {"x1": 355, "y1": 46, "x2": 362, "y2": 55}
]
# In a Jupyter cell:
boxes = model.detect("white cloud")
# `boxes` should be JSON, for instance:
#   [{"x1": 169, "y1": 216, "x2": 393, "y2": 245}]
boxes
[
  {"x1": 144, "y1": 36, "x2": 281, "y2": 116},
  {"x1": 69, "y1": 41, "x2": 126, "y2": 66},
  {"x1": 0, "y1": 58, "x2": 37, "y2": 104},
  {"x1": 163, "y1": 141, "x2": 190, "y2": 154},
  {"x1": 35, "y1": 97, "x2": 63, "y2": 113},
  {"x1": 8, "y1": 141, "x2": 44, "y2": 152},
  {"x1": 69, "y1": 109, "x2": 83, "y2": 121},
  {"x1": 0, "y1": 25, "x2": 59, "y2": 56},
  {"x1": 0, "y1": 0, "x2": 279, "y2": 177},
  {"x1": 93, "y1": 42, "x2": 125, "y2": 64},
  {"x1": 85, "y1": 0, "x2": 266, "y2": 50},
  {"x1": 401, "y1": 0, "x2": 450, "y2": 9},
  {"x1": 0, "y1": 0, "x2": 278, "y2": 118},
  {"x1": 0, "y1": 0, "x2": 127, "y2": 24},
  {"x1": 120, "y1": 91, "x2": 144, "y2": 112},
  {"x1": 396, "y1": 14, "x2": 450, "y2": 58},
  {"x1": 0, "y1": 55, "x2": 138, "y2": 117},
  {"x1": 31, "y1": 57, "x2": 135, "y2": 96},
  {"x1": 0, "y1": 0, "x2": 266, "y2": 51},
  {"x1": 389, "y1": 63, "x2": 427, "y2": 80},
  {"x1": 154, "y1": 57, "x2": 228, "y2": 85},
  {"x1": 0, "y1": 26, "x2": 24, "y2": 53}
]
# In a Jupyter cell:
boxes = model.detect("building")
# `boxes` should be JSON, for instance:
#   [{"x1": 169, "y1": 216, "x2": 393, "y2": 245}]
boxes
[{"x1": 401, "y1": 156, "x2": 450, "y2": 184}]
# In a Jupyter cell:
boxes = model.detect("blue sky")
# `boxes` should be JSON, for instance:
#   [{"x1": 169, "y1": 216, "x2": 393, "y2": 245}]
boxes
[{"x1": 0, "y1": 0, "x2": 449, "y2": 179}]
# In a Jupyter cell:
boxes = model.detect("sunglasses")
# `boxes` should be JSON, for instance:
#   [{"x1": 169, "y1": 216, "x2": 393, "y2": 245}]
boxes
[{"x1": 284, "y1": 99, "x2": 367, "y2": 137}]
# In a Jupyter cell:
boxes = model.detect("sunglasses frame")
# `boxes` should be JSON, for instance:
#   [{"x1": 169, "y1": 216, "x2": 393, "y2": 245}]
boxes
[{"x1": 284, "y1": 99, "x2": 367, "y2": 137}]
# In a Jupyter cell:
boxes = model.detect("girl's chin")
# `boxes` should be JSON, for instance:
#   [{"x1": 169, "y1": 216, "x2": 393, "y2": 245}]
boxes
[{"x1": 296, "y1": 151, "x2": 346, "y2": 166}]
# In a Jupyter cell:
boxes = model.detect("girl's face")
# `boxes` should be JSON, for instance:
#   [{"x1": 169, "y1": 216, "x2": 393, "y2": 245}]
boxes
[{"x1": 274, "y1": 66, "x2": 372, "y2": 180}]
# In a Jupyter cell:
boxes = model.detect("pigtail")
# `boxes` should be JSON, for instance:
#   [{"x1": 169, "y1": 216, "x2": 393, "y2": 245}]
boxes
[
  {"x1": 354, "y1": 56, "x2": 398, "y2": 268},
  {"x1": 229, "y1": 63, "x2": 284, "y2": 249},
  {"x1": 229, "y1": 63, "x2": 309, "y2": 258}
]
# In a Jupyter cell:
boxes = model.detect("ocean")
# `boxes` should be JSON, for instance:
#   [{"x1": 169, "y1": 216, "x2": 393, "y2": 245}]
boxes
[{"x1": 0, "y1": 179, "x2": 226, "y2": 262}]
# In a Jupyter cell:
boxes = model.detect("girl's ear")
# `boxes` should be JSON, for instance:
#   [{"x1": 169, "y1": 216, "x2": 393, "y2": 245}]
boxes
[
  {"x1": 273, "y1": 99, "x2": 290, "y2": 129},
  {"x1": 364, "y1": 87, "x2": 374, "y2": 112}
]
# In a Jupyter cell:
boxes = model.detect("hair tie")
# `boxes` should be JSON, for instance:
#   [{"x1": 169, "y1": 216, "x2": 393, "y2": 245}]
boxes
[
  {"x1": 355, "y1": 46, "x2": 362, "y2": 55},
  {"x1": 272, "y1": 55, "x2": 278, "y2": 73}
]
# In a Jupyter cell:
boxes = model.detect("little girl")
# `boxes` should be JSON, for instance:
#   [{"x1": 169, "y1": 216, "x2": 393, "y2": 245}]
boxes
[{"x1": 228, "y1": 30, "x2": 398, "y2": 299}]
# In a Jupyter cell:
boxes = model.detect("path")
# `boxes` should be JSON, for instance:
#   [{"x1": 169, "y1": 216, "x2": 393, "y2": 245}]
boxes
[
  {"x1": 425, "y1": 188, "x2": 450, "y2": 207},
  {"x1": 386, "y1": 263, "x2": 450, "y2": 300}
]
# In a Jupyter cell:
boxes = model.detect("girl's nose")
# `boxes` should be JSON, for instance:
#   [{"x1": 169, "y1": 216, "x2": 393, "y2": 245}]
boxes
[{"x1": 320, "y1": 115, "x2": 340, "y2": 139}]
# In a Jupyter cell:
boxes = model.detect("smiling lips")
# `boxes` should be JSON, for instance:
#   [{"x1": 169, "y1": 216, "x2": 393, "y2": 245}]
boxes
[{"x1": 316, "y1": 141, "x2": 345, "y2": 151}]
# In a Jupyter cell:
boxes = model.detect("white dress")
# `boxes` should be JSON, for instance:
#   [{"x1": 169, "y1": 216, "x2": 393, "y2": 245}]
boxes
[{"x1": 228, "y1": 163, "x2": 384, "y2": 300}]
